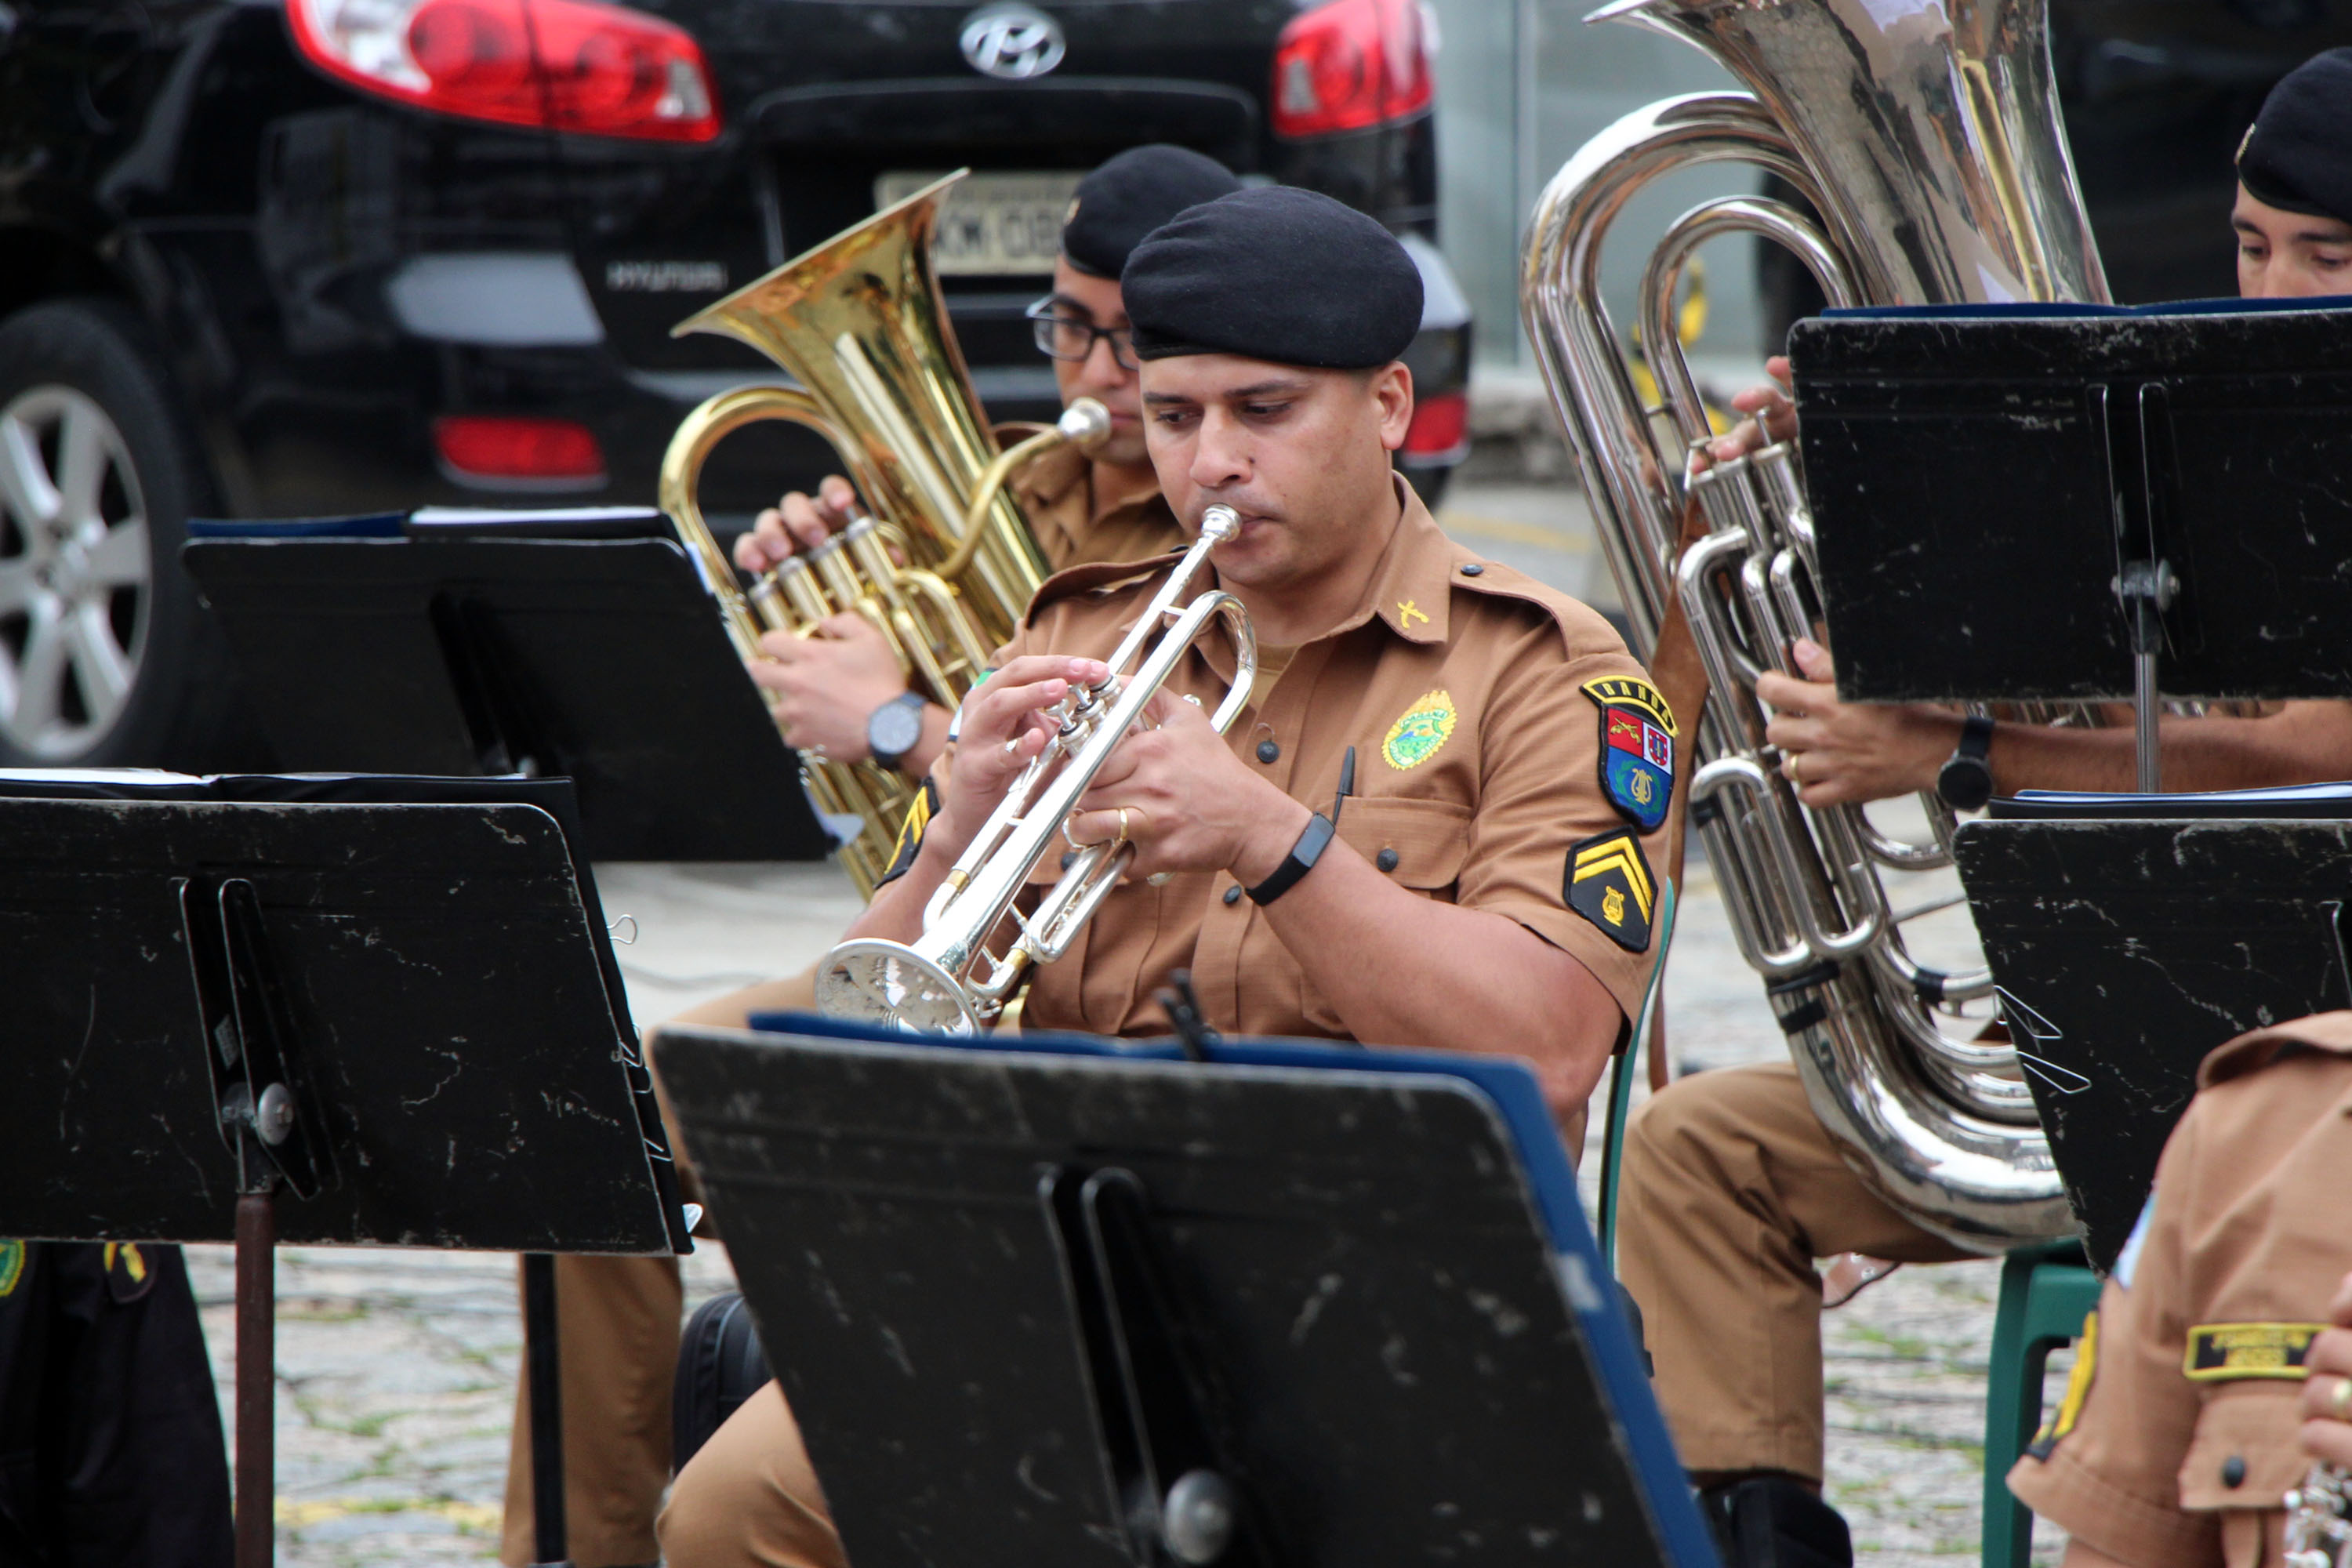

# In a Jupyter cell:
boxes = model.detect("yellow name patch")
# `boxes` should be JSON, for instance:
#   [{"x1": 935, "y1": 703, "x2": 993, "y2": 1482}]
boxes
[{"x1": 2183, "y1": 1322, "x2": 2328, "y2": 1381}]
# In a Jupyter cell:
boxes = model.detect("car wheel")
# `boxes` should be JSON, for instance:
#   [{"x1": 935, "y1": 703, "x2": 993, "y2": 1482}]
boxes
[{"x1": 0, "y1": 298, "x2": 232, "y2": 768}]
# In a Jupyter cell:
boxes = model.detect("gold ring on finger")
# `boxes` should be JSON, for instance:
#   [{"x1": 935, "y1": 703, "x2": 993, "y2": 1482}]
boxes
[
  {"x1": 2331, "y1": 1376, "x2": 2352, "y2": 1421},
  {"x1": 1785, "y1": 752, "x2": 1802, "y2": 786},
  {"x1": 1112, "y1": 807, "x2": 1132, "y2": 851}
]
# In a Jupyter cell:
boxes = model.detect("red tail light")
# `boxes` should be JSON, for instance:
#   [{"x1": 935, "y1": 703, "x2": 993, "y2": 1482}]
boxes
[
  {"x1": 1271, "y1": 0, "x2": 1433, "y2": 140},
  {"x1": 288, "y1": 0, "x2": 720, "y2": 142},
  {"x1": 1402, "y1": 390, "x2": 1467, "y2": 458},
  {"x1": 434, "y1": 416, "x2": 607, "y2": 481}
]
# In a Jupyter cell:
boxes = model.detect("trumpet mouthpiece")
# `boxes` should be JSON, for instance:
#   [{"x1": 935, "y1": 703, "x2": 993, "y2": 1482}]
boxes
[
  {"x1": 1200, "y1": 504, "x2": 1240, "y2": 543},
  {"x1": 1060, "y1": 397, "x2": 1113, "y2": 449}
]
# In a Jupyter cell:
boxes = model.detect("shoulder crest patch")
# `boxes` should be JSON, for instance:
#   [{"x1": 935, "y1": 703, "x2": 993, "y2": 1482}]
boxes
[
  {"x1": 101, "y1": 1241, "x2": 154, "y2": 1304},
  {"x1": 2183, "y1": 1322, "x2": 2328, "y2": 1381},
  {"x1": 0, "y1": 1240, "x2": 20, "y2": 1298},
  {"x1": 2027, "y1": 1308, "x2": 2098, "y2": 1459},
  {"x1": 1582, "y1": 677, "x2": 1675, "y2": 832},
  {"x1": 1382, "y1": 689, "x2": 1457, "y2": 771},
  {"x1": 1566, "y1": 828, "x2": 1657, "y2": 952}
]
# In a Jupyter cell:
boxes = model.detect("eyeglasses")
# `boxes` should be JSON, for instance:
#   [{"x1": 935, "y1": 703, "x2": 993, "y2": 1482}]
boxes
[{"x1": 1025, "y1": 298, "x2": 1138, "y2": 370}]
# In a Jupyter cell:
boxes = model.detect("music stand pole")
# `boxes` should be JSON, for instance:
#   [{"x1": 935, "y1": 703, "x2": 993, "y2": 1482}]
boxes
[
  {"x1": 2116, "y1": 560, "x2": 2176, "y2": 793},
  {"x1": 521, "y1": 1253, "x2": 570, "y2": 1566},
  {"x1": 234, "y1": 1185, "x2": 277, "y2": 1568}
]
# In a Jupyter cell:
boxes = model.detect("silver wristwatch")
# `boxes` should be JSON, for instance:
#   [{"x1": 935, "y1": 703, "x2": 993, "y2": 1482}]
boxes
[{"x1": 866, "y1": 691, "x2": 928, "y2": 771}]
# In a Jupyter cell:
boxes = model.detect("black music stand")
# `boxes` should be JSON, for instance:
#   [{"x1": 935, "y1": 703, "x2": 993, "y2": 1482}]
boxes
[
  {"x1": 658, "y1": 1016, "x2": 1720, "y2": 1568},
  {"x1": 180, "y1": 508, "x2": 838, "y2": 862},
  {"x1": 0, "y1": 777, "x2": 688, "y2": 1567},
  {"x1": 1953, "y1": 795, "x2": 2352, "y2": 1271},
  {"x1": 1790, "y1": 298, "x2": 2352, "y2": 790}
]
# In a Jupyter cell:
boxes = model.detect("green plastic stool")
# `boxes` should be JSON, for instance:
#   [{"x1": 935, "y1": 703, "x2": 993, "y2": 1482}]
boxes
[{"x1": 1980, "y1": 1239, "x2": 2102, "y2": 1568}]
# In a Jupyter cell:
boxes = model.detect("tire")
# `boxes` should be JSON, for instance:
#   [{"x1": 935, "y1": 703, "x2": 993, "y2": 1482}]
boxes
[{"x1": 0, "y1": 298, "x2": 241, "y2": 768}]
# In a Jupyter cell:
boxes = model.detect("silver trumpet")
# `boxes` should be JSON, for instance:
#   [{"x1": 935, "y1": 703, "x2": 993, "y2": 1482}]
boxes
[
  {"x1": 2288, "y1": 1464, "x2": 2352, "y2": 1568},
  {"x1": 816, "y1": 504, "x2": 1257, "y2": 1034}
]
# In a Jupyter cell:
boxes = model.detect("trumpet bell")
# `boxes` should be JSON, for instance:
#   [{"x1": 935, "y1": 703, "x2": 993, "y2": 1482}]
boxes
[{"x1": 817, "y1": 939, "x2": 986, "y2": 1036}]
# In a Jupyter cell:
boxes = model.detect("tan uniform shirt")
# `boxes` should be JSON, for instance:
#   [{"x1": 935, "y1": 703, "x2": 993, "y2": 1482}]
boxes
[
  {"x1": 985, "y1": 477, "x2": 1675, "y2": 1045},
  {"x1": 1009, "y1": 441, "x2": 1186, "y2": 572},
  {"x1": 2007, "y1": 1012, "x2": 2352, "y2": 1568}
]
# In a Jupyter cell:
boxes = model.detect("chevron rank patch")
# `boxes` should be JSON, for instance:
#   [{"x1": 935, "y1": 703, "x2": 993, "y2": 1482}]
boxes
[
  {"x1": 2183, "y1": 1322, "x2": 2328, "y2": 1381},
  {"x1": 1566, "y1": 828, "x2": 1657, "y2": 952},
  {"x1": 1581, "y1": 676, "x2": 1675, "y2": 831},
  {"x1": 102, "y1": 1241, "x2": 154, "y2": 1304},
  {"x1": 874, "y1": 776, "x2": 940, "y2": 891},
  {"x1": 2027, "y1": 1308, "x2": 2099, "y2": 1459}
]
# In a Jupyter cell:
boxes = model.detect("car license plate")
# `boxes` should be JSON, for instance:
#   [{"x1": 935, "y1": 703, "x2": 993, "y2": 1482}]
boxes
[{"x1": 876, "y1": 171, "x2": 1082, "y2": 276}]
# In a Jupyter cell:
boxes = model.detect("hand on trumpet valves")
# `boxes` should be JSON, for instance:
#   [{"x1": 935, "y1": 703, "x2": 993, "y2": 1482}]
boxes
[
  {"x1": 747, "y1": 613, "x2": 913, "y2": 765},
  {"x1": 1755, "y1": 637, "x2": 1969, "y2": 808},
  {"x1": 2299, "y1": 1270, "x2": 2352, "y2": 1470},
  {"x1": 734, "y1": 473, "x2": 864, "y2": 572},
  {"x1": 1691, "y1": 354, "x2": 1798, "y2": 474},
  {"x1": 920, "y1": 654, "x2": 1113, "y2": 862},
  {"x1": 1066, "y1": 688, "x2": 1312, "y2": 887}
]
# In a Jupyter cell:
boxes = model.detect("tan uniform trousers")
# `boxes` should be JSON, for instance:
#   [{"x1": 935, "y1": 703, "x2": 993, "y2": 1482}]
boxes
[
  {"x1": 499, "y1": 968, "x2": 819, "y2": 1568},
  {"x1": 1616, "y1": 1059, "x2": 1979, "y2": 1484}
]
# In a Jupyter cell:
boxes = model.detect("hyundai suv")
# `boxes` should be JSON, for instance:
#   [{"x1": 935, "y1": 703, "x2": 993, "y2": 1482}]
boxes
[{"x1": 0, "y1": 0, "x2": 1469, "y2": 767}]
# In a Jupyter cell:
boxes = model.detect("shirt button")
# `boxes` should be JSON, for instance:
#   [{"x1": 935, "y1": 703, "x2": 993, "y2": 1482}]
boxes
[
  {"x1": 1459, "y1": 562, "x2": 1484, "y2": 576},
  {"x1": 1222, "y1": 884, "x2": 1243, "y2": 906},
  {"x1": 1376, "y1": 848, "x2": 1400, "y2": 873},
  {"x1": 1256, "y1": 739, "x2": 1279, "y2": 763},
  {"x1": 2222, "y1": 1455, "x2": 2246, "y2": 1488}
]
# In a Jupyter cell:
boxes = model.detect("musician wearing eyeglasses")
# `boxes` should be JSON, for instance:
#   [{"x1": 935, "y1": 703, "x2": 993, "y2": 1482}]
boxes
[
  {"x1": 2001, "y1": 1011, "x2": 2352, "y2": 1568},
  {"x1": 655, "y1": 186, "x2": 1674, "y2": 1568},
  {"x1": 494, "y1": 145, "x2": 1236, "y2": 1568},
  {"x1": 1610, "y1": 49, "x2": 2352, "y2": 1568},
  {"x1": 722, "y1": 144, "x2": 1232, "y2": 781}
]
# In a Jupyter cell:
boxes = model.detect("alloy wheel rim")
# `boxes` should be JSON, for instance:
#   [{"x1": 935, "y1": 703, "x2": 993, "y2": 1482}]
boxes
[{"x1": 0, "y1": 386, "x2": 152, "y2": 757}]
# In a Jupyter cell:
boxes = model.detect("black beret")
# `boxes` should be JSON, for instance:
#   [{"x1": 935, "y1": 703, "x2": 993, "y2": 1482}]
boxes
[
  {"x1": 2238, "y1": 47, "x2": 2352, "y2": 227},
  {"x1": 1121, "y1": 187, "x2": 1424, "y2": 369},
  {"x1": 1060, "y1": 146, "x2": 1243, "y2": 280}
]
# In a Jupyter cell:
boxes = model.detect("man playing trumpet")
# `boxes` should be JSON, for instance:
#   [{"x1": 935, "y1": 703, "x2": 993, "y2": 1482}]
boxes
[{"x1": 658, "y1": 183, "x2": 1675, "y2": 1568}]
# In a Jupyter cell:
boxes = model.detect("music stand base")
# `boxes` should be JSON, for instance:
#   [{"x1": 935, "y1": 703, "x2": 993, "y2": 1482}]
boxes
[{"x1": 522, "y1": 1251, "x2": 573, "y2": 1568}]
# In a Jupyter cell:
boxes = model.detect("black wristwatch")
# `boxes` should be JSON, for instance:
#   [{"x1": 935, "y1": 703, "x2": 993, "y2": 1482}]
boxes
[
  {"x1": 1246, "y1": 812, "x2": 1336, "y2": 906},
  {"x1": 866, "y1": 691, "x2": 928, "y2": 772},
  {"x1": 1936, "y1": 714, "x2": 1997, "y2": 811}
]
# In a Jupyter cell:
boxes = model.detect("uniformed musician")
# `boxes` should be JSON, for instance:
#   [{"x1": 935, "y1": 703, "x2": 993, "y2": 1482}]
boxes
[
  {"x1": 2005, "y1": 1011, "x2": 2352, "y2": 1568},
  {"x1": 724, "y1": 142, "x2": 1230, "y2": 781},
  {"x1": 496, "y1": 145, "x2": 1238, "y2": 1568},
  {"x1": 655, "y1": 183, "x2": 1677, "y2": 1568},
  {"x1": 1615, "y1": 47, "x2": 2352, "y2": 1566}
]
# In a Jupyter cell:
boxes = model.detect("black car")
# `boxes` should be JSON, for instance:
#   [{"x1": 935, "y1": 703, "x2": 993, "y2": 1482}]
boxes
[{"x1": 0, "y1": 0, "x2": 1470, "y2": 767}]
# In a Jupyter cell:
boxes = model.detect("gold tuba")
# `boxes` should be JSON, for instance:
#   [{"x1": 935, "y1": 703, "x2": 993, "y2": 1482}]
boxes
[
  {"x1": 658, "y1": 171, "x2": 1109, "y2": 897},
  {"x1": 1520, "y1": 0, "x2": 2100, "y2": 1250}
]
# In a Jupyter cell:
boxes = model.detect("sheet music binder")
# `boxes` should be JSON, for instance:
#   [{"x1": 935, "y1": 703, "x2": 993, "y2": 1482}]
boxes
[
  {"x1": 1789, "y1": 299, "x2": 2352, "y2": 706},
  {"x1": 659, "y1": 1013, "x2": 1719, "y2": 1568},
  {"x1": 1955, "y1": 797, "x2": 2352, "y2": 1270},
  {"x1": 181, "y1": 512, "x2": 834, "y2": 863}
]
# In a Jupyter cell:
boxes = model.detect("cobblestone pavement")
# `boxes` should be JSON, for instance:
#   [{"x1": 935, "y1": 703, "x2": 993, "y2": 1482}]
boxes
[{"x1": 178, "y1": 480, "x2": 2071, "y2": 1563}]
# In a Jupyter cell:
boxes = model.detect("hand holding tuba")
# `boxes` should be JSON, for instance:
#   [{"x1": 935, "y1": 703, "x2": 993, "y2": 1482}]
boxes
[{"x1": 815, "y1": 506, "x2": 1256, "y2": 1035}]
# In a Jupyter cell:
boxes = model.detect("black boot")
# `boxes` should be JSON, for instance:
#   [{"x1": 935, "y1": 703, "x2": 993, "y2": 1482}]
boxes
[{"x1": 1697, "y1": 1474, "x2": 1853, "y2": 1568}]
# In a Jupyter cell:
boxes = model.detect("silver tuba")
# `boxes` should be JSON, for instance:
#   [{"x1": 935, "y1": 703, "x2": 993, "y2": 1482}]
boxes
[
  {"x1": 816, "y1": 506, "x2": 1257, "y2": 1036},
  {"x1": 1521, "y1": 0, "x2": 2100, "y2": 1248}
]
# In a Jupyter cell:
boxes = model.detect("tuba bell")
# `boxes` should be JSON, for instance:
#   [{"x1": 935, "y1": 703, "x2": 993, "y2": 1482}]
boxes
[
  {"x1": 1521, "y1": 0, "x2": 2098, "y2": 1249},
  {"x1": 657, "y1": 171, "x2": 1109, "y2": 898}
]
